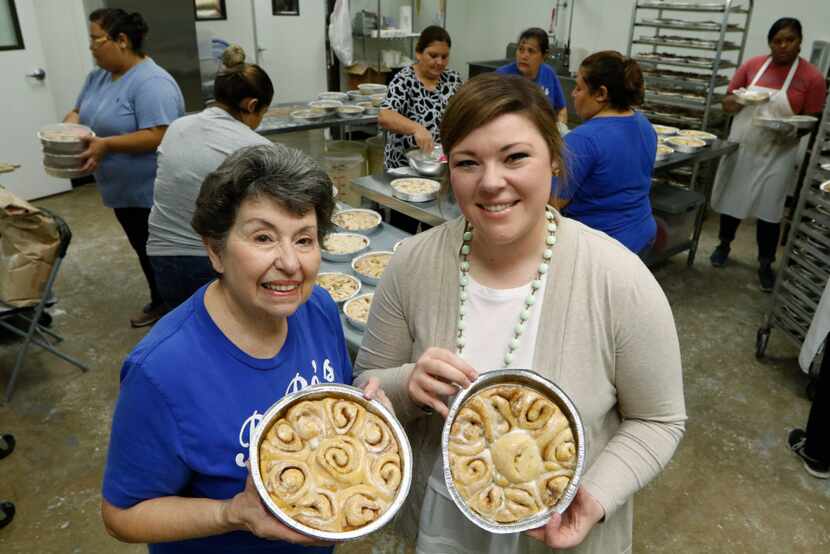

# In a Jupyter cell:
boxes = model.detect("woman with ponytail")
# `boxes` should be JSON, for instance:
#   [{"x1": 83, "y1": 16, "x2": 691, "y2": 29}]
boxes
[
  {"x1": 146, "y1": 46, "x2": 275, "y2": 309},
  {"x1": 65, "y1": 8, "x2": 185, "y2": 327},
  {"x1": 551, "y1": 51, "x2": 657, "y2": 257}
]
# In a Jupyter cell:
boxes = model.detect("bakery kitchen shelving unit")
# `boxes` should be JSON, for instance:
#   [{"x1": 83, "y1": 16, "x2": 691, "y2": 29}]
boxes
[
  {"x1": 626, "y1": 0, "x2": 754, "y2": 135},
  {"x1": 352, "y1": 1, "x2": 448, "y2": 76},
  {"x1": 756, "y1": 97, "x2": 830, "y2": 393}
]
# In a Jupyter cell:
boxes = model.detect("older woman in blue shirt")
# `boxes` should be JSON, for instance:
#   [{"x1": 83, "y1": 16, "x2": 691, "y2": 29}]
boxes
[
  {"x1": 552, "y1": 51, "x2": 656, "y2": 256},
  {"x1": 64, "y1": 8, "x2": 184, "y2": 327}
]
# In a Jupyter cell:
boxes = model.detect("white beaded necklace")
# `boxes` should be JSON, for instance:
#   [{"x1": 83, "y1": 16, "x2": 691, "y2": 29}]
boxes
[{"x1": 456, "y1": 208, "x2": 557, "y2": 366}]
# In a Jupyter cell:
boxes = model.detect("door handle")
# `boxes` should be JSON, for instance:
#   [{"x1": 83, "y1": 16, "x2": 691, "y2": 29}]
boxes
[{"x1": 26, "y1": 68, "x2": 46, "y2": 81}]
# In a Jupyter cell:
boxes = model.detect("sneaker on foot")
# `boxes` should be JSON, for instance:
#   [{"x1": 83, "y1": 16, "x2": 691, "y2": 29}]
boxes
[
  {"x1": 788, "y1": 428, "x2": 830, "y2": 479},
  {"x1": 130, "y1": 302, "x2": 169, "y2": 328},
  {"x1": 710, "y1": 244, "x2": 730, "y2": 267},
  {"x1": 758, "y1": 264, "x2": 775, "y2": 293}
]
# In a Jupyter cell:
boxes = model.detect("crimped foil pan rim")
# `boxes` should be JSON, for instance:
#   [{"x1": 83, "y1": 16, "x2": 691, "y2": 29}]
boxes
[
  {"x1": 332, "y1": 208, "x2": 383, "y2": 235},
  {"x1": 390, "y1": 177, "x2": 440, "y2": 203},
  {"x1": 351, "y1": 250, "x2": 393, "y2": 287},
  {"x1": 249, "y1": 383, "x2": 413, "y2": 542},
  {"x1": 321, "y1": 232, "x2": 370, "y2": 262},
  {"x1": 315, "y1": 272, "x2": 362, "y2": 304},
  {"x1": 343, "y1": 292, "x2": 373, "y2": 330},
  {"x1": 441, "y1": 369, "x2": 586, "y2": 534}
]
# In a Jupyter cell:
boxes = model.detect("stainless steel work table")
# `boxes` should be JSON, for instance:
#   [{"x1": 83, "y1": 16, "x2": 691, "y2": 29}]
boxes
[{"x1": 321, "y1": 221, "x2": 411, "y2": 353}]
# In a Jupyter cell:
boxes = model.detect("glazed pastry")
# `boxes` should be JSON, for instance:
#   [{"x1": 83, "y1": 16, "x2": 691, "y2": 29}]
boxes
[
  {"x1": 259, "y1": 396, "x2": 402, "y2": 533},
  {"x1": 447, "y1": 384, "x2": 577, "y2": 524}
]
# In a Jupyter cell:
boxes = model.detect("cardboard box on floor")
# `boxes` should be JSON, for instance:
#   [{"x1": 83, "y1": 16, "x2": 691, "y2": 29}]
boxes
[
  {"x1": 345, "y1": 63, "x2": 389, "y2": 90},
  {"x1": 0, "y1": 188, "x2": 60, "y2": 307}
]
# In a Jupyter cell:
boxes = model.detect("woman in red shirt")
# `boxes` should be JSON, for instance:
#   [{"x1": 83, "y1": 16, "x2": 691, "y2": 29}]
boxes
[{"x1": 710, "y1": 17, "x2": 827, "y2": 291}]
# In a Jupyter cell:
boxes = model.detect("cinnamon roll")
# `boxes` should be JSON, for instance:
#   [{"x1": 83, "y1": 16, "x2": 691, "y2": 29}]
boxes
[
  {"x1": 258, "y1": 395, "x2": 404, "y2": 533},
  {"x1": 338, "y1": 485, "x2": 389, "y2": 530},
  {"x1": 446, "y1": 383, "x2": 577, "y2": 525},
  {"x1": 324, "y1": 397, "x2": 366, "y2": 436}
]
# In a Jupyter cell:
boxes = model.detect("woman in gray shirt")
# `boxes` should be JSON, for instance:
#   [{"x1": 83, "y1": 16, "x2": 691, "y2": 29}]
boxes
[{"x1": 147, "y1": 46, "x2": 273, "y2": 309}]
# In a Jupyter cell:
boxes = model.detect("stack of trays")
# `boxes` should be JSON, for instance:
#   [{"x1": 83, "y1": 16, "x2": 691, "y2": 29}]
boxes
[{"x1": 38, "y1": 123, "x2": 94, "y2": 179}]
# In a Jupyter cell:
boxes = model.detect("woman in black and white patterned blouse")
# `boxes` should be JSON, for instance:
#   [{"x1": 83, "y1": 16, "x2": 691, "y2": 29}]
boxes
[{"x1": 379, "y1": 26, "x2": 463, "y2": 169}]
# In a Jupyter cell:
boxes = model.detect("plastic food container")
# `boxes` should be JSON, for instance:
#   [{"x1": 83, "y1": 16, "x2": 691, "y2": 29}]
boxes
[
  {"x1": 441, "y1": 369, "x2": 585, "y2": 534},
  {"x1": 42, "y1": 152, "x2": 85, "y2": 169},
  {"x1": 308, "y1": 100, "x2": 343, "y2": 113},
  {"x1": 318, "y1": 91, "x2": 348, "y2": 102},
  {"x1": 38, "y1": 123, "x2": 94, "y2": 155},
  {"x1": 357, "y1": 102, "x2": 379, "y2": 116},
  {"x1": 290, "y1": 109, "x2": 326, "y2": 122},
  {"x1": 249, "y1": 383, "x2": 413, "y2": 542},
  {"x1": 358, "y1": 83, "x2": 387, "y2": 95},
  {"x1": 336, "y1": 105, "x2": 365, "y2": 119}
]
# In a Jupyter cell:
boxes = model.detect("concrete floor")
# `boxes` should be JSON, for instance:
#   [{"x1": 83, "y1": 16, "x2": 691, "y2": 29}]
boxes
[{"x1": 1, "y1": 173, "x2": 829, "y2": 552}]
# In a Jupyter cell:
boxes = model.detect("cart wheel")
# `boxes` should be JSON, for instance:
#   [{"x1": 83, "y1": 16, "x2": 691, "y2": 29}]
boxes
[
  {"x1": 806, "y1": 379, "x2": 817, "y2": 401},
  {"x1": 0, "y1": 502, "x2": 14, "y2": 529},
  {"x1": 755, "y1": 328, "x2": 770, "y2": 359},
  {"x1": 0, "y1": 434, "x2": 14, "y2": 460},
  {"x1": 38, "y1": 311, "x2": 52, "y2": 327}
]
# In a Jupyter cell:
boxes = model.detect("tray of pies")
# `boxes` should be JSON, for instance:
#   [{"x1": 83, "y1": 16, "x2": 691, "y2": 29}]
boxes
[
  {"x1": 332, "y1": 209, "x2": 382, "y2": 234},
  {"x1": 250, "y1": 383, "x2": 413, "y2": 541},
  {"x1": 343, "y1": 293, "x2": 374, "y2": 330},
  {"x1": 441, "y1": 369, "x2": 585, "y2": 533},
  {"x1": 390, "y1": 177, "x2": 441, "y2": 202},
  {"x1": 351, "y1": 251, "x2": 393, "y2": 286},
  {"x1": 316, "y1": 272, "x2": 362, "y2": 304},
  {"x1": 678, "y1": 129, "x2": 717, "y2": 144},
  {"x1": 322, "y1": 232, "x2": 370, "y2": 262}
]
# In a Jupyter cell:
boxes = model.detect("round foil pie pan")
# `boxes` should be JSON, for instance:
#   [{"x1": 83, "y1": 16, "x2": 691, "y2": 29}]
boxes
[
  {"x1": 332, "y1": 208, "x2": 382, "y2": 235},
  {"x1": 390, "y1": 177, "x2": 441, "y2": 202},
  {"x1": 343, "y1": 292, "x2": 373, "y2": 330},
  {"x1": 321, "y1": 232, "x2": 370, "y2": 262},
  {"x1": 351, "y1": 250, "x2": 393, "y2": 286},
  {"x1": 441, "y1": 369, "x2": 586, "y2": 534},
  {"x1": 315, "y1": 272, "x2": 361, "y2": 304},
  {"x1": 249, "y1": 383, "x2": 414, "y2": 542}
]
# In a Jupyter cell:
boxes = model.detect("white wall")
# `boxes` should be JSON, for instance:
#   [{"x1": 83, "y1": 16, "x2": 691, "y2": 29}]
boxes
[
  {"x1": 34, "y1": 0, "x2": 94, "y2": 115},
  {"x1": 194, "y1": 0, "x2": 257, "y2": 64}
]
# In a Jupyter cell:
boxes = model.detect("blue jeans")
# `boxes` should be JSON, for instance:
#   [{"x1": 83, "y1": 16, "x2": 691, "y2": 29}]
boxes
[{"x1": 149, "y1": 255, "x2": 216, "y2": 309}]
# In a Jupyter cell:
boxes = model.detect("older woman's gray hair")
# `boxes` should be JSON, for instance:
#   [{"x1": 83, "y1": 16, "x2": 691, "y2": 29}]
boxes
[{"x1": 192, "y1": 143, "x2": 335, "y2": 246}]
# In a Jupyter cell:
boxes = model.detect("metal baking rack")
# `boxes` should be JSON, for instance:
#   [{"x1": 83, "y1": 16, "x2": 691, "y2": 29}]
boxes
[
  {"x1": 756, "y1": 97, "x2": 830, "y2": 396},
  {"x1": 627, "y1": 0, "x2": 753, "y2": 134}
]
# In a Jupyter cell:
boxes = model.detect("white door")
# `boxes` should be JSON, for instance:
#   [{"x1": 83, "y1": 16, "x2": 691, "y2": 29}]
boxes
[
  {"x1": 0, "y1": 0, "x2": 72, "y2": 200},
  {"x1": 253, "y1": 0, "x2": 328, "y2": 103}
]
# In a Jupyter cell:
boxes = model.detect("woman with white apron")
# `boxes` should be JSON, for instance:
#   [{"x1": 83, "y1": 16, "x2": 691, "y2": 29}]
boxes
[{"x1": 709, "y1": 18, "x2": 827, "y2": 292}]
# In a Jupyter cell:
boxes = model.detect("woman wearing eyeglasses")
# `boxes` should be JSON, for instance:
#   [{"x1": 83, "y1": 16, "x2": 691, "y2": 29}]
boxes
[{"x1": 63, "y1": 8, "x2": 184, "y2": 327}]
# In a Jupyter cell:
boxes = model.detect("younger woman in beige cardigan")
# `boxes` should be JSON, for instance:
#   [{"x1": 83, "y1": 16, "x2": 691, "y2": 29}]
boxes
[{"x1": 354, "y1": 73, "x2": 686, "y2": 554}]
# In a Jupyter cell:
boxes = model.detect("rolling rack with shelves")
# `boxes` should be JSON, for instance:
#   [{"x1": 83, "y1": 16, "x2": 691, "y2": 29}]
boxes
[
  {"x1": 627, "y1": 0, "x2": 753, "y2": 135},
  {"x1": 756, "y1": 97, "x2": 830, "y2": 396}
]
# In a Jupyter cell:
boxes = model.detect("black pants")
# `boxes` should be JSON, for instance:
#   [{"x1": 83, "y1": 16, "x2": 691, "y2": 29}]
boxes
[
  {"x1": 718, "y1": 214, "x2": 780, "y2": 263},
  {"x1": 113, "y1": 207, "x2": 162, "y2": 308},
  {"x1": 806, "y1": 341, "x2": 830, "y2": 465}
]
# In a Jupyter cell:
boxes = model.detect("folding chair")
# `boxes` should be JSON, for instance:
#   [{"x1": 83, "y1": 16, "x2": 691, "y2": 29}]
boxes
[{"x1": 0, "y1": 209, "x2": 89, "y2": 403}]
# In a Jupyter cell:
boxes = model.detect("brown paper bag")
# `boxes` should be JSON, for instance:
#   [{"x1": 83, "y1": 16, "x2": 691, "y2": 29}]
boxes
[{"x1": 0, "y1": 188, "x2": 60, "y2": 307}]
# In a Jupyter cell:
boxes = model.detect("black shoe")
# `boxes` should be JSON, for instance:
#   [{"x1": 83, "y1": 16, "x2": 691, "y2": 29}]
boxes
[
  {"x1": 710, "y1": 244, "x2": 730, "y2": 267},
  {"x1": 758, "y1": 264, "x2": 775, "y2": 293},
  {"x1": 0, "y1": 502, "x2": 14, "y2": 530},
  {"x1": 788, "y1": 429, "x2": 830, "y2": 479},
  {"x1": 0, "y1": 434, "x2": 14, "y2": 460}
]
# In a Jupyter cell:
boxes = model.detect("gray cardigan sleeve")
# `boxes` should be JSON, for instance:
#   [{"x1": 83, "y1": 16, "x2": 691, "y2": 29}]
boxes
[
  {"x1": 579, "y1": 265, "x2": 687, "y2": 518},
  {"x1": 353, "y1": 249, "x2": 425, "y2": 423}
]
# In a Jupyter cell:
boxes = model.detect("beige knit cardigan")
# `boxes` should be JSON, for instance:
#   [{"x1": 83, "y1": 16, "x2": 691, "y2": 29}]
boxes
[{"x1": 354, "y1": 213, "x2": 686, "y2": 554}]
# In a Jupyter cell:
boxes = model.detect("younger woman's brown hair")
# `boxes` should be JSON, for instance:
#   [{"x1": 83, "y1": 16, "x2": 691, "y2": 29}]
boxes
[
  {"x1": 580, "y1": 50, "x2": 645, "y2": 111},
  {"x1": 440, "y1": 73, "x2": 564, "y2": 177}
]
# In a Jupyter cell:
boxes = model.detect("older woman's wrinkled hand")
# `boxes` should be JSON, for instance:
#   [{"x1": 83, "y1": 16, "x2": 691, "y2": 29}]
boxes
[
  {"x1": 79, "y1": 135, "x2": 109, "y2": 173},
  {"x1": 221, "y1": 472, "x2": 332, "y2": 546},
  {"x1": 406, "y1": 347, "x2": 478, "y2": 417},
  {"x1": 360, "y1": 376, "x2": 394, "y2": 415},
  {"x1": 526, "y1": 487, "x2": 605, "y2": 549},
  {"x1": 414, "y1": 125, "x2": 435, "y2": 154}
]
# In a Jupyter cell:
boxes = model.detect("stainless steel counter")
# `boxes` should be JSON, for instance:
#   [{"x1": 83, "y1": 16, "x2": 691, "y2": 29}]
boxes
[{"x1": 321, "y1": 221, "x2": 411, "y2": 353}]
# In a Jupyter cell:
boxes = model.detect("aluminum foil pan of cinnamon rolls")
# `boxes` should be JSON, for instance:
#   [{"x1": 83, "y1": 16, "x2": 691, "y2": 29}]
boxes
[
  {"x1": 441, "y1": 369, "x2": 586, "y2": 534},
  {"x1": 249, "y1": 384, "x2": 413, "y2": 541}
]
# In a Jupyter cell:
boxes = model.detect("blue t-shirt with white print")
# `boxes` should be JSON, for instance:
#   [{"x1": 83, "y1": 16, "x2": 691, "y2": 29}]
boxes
[
  {"x1": 102, "y1": 284, "x2": 351, "y2": 553},
  {"x1": 496, "y1": 61, "x2": 567, "y2": 111}
]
